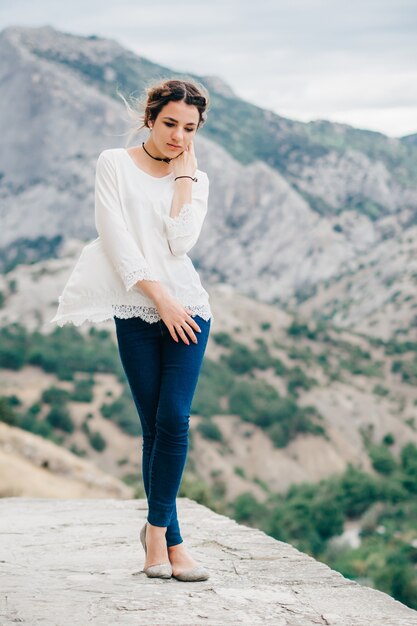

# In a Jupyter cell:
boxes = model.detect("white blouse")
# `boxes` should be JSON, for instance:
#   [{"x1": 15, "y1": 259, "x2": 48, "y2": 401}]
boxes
[{"x1": 48, "y1": 148, "x2": 213, "y2": 327}]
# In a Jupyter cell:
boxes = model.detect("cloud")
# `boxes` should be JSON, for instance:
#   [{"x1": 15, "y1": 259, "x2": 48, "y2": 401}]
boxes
[{"x1": 0, "y1": 0, "x2": 416, "y2": 136}]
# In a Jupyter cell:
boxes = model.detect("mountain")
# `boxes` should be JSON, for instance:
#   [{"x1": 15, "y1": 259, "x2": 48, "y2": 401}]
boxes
[
  {"x1": 1, "y1": 23, "x2": 417, "y2": 316},
  {"x1": 400, "y1": 132, "x2": 417, "y2": 146},
  {"x1": 2, "y1": 23, "x2": 417, "y2": 607},
  {"x1": 0, "y1": 421, "x2": 133, "y2": 498},
  {"x1": 1, "y1": 22, "x2": 417, "y2": 494},
  {"x1": 1, "y1": 260, "x2": 417, "y2": 501}
]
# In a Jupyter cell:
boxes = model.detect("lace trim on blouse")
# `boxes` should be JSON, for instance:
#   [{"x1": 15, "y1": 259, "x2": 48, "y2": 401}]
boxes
[
  {"x1": 163, "y1": 203, "x2": 194, "y2": 239},
  {"x1": 112, "y1": 303, "x2": 212, "y2": 324},
  {"x1": 121, "y1": 266, "x2": 160, "y2": 291}
]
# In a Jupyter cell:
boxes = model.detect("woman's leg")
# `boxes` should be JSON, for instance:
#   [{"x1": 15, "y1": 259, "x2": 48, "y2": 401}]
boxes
[
  {"x1": 113, "y1": 314, "x2": 211, "y2": 549},
  {"x1": 113, "y1": 316, "x2": 162, "y2": 506},
  {"x1": 147, "y1": 315, "x2": 211, "y2": 547}
]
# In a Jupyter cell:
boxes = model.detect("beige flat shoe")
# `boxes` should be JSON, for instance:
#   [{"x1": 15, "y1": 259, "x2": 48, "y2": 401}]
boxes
[
  {"x1": 172, "y1": 565, "x2": 210, "y2": 582},
  {"x1": 140, "y1": 521, "x2": 172, "y2": 579}
]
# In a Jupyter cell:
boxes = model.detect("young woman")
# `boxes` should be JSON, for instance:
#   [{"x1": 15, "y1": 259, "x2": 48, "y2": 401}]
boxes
[{"x1": 49, "y1": 79, "x2": 213, "y2": 581}]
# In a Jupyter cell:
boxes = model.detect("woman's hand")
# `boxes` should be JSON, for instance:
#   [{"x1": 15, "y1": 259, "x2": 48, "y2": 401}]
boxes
[
  {"x1": 173, "y1": 140, "x2": 198, "y2": 178},
  {"x1": 154, "y1": 291, "x2": 201, "y2": 345}
]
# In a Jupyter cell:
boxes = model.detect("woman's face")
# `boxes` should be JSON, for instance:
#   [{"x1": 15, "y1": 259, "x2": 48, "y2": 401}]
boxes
[{"x1": 150, "y1": 100, "x2": 200, "y2": 157}]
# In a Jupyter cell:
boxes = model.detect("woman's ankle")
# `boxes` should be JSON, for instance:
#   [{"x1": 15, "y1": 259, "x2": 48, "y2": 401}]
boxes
[
  {"x1": 147, "y1": 521, "x2": 167, "y2": 534},
  {"x1": 167, "y1": 541, "x2": 185, "y2": 551}
]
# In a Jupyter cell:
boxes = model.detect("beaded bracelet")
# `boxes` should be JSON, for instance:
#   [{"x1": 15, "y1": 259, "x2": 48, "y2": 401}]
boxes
[{"x1": 174, "y1": 175, "x2": 198, "y2": 182}]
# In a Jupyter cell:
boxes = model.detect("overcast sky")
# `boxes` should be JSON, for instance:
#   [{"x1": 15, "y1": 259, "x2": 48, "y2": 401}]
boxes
[{"x1": 1, "y1": 0, "x2": 416, "y2": 138}]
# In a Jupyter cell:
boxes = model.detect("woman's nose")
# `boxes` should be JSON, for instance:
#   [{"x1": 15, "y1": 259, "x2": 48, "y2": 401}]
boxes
[{"x1": 172, "y1": 130, "x2": 183, "y2": 142}]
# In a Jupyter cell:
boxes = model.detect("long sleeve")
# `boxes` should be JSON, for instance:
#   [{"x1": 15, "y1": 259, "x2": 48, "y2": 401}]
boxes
[
  {"x1": 162, "y1": 172, "x2": 209, "y2": 257},
  {"x1": 94, "y1": 151, "x2": 159, "y2": 291}
]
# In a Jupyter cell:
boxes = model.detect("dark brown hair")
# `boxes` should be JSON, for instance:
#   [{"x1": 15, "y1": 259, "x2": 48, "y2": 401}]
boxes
[
  {"x1": 118, "y1": 77, "x2": 210, "y2": 145},
  {"x1": 141, "y1": 78, "x2": 209, "y2": 129}
]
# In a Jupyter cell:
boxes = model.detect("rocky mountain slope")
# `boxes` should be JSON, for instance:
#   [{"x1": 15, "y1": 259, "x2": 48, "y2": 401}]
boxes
[
  {"x1": 1, "y1": 24, "x2": 417, "y2": 310},
  {"x1": 0, "y1": 421, "x2": 133, "y2": 498},
  {"x1": 1, "y1": 260, "x2": 417, "y2": 501},
  {"x1": 1, "y1": 24, "x2": 417, "y2": 503}
]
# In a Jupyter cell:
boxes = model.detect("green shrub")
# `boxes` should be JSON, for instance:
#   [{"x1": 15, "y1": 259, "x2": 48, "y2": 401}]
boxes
[
  {"x1": 70, "y1": 377, "x2": 94, "y2": 402},
  {"x1": 229, "y1": 380, "x2": 325, "y2": 447},
  {"x1": 273, "y1": 358, "x2": 287, "y2": 376},
  {"x1": 369, "y1": 444, "x2": 397, "y2": 475},
  {"x1": 232, "y1": 491, "x2": 268, "y2": 524},
  {"x1": 373, "y1": 384, "x2": 389, "y2": 396},
  {"x1": 69, "y1": 443, "x2": 87, "y2": 457},
  {"x1": 45, "y1": 403, "x2": 74, "y2": 433},
  {"x1": 0, "y1": 324, "x2": 28, "y2": 369},
  {"x1": 339, "y1": 344, "x2": 383, "y2": 376},
  {"x1": 383, "y1": 433, "x2": 395, "y2": 446},
  {"x1": 286, "y1": 319, "x2": 317, "y2": 340},
  {"x1": 400, "y1": 443, "x2": 417, "y2": 493},
  {"x1": 18, "y1": 413, "x2": 43, "y2": 435},
  {"x1": 220, "y1": 343, "x2": 258, "y2": 374},
  {"x1": 266, "y1": 485, "x2": 325, "y2": 555},
  {"x1": 26, "y1": 324, "x2": 124, "y2": 380},
  {"x1": 288, "y1": 344, "x2": 314, "y2": 362},
  {"x1": 252, "y1": 343, "x2": 276, "y2": 370},
  {"x1": 339, "y1": 464, "x2": 379, "y2": 516},
  {"x1": 41, "y1": 386, "x2": 71, "y2": 404},
  {"x1": 4, "y1": 399, "x2": 55, "y2": 439},
  {"x1": 0, "y1": 395, "x2": 19, "y2": 425},
  {"x1": 88, "y1": 430, "x2": 107, "y2": 452},
  {"x1": 268, "y1": 405, "x2": 325, "y2": 448},
  {"x1": 391, "y1": 358, "x2": 417, "y2": 384},
  {"x1": 100, "y1": 388, "x2": 141, "y2": 436},
  {"x1": 287, "y1": 365, "x2": 318, "y2": 395},
  {"x1": 6, "y1": 394, "x2": 22, "y2": 408},
  {"x1": 311, "y1": 487, "x2": 345, "y2": 540},
  {"x1": 191, "y1": 357, "x2": 234, "y2": 417},
  {"x1": 384, "y1": 339, "x2": 417, "y2": 355},
  {"x1": 374, "y1": 546, "x2": 417, "y2": 609},
  {"x1": 229, "y1": 380, "x2": 280, "y2": 424},
  {"x1": 178, "y1": 472, "x2": 222, "y2": 510},
  {"x1": 196, "y1": 418, "x2": 223, "y2": 441},
  {"x1": 212, "y1": 331, "x2": 234, "y2": 348},
  {"x1": 27, "y1": 402, "x2": 42, "y2": 417},
  {"x1": 260, "y1": 322, "x2": 271, "y2": 331}
]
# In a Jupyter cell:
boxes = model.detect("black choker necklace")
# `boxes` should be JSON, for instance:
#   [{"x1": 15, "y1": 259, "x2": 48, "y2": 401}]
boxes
[{"x1": 142, "y1": 142, "x2": 174, "y2": 164}]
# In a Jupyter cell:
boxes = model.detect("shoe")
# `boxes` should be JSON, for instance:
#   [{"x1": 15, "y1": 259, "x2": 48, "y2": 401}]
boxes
[
  {"x1": 140, "y1": 521, "x2": 172, "y2": 579},
  {"x1": 172, "y1": 565, "x2": 210, "y2": 582}
]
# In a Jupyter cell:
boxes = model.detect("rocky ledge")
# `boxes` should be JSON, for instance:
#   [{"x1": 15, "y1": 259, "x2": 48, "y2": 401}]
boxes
[{"x1": 1, "y1": 497, "x2": 416, "y2": 625}]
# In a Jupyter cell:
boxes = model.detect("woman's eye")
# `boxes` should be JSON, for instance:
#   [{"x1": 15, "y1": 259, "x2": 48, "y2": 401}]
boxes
[{"x1": 164, "y1": 122, "x2": 194, "y2": 133}]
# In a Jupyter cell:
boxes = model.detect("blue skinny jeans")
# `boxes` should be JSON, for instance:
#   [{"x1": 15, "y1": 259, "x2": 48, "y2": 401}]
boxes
[{"x1": 113, "y1": 313, "x2": 211, "y2": 547}]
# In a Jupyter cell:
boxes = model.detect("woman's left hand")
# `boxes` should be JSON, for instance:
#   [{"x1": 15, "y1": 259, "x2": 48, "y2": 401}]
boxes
[{"x1": 173, "y1": 140, "x2": 197, "y2": 178}]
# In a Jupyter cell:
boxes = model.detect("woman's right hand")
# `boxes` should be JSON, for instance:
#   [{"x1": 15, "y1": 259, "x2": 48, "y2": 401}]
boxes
[{"x1": 155, "y1": 293, "x2": 201, "y2": 345}]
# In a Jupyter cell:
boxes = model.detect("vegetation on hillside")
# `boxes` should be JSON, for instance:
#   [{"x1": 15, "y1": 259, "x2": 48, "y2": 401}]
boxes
[
  {"x1": 0, "y1": 235, "x2": 63, "y2": 274},
  {"x1": 227, "y1": 437, "x2": 417, "y2": 610},
  {"x1": 0, "y1": 321, "x2": 331, "y2": 448}
]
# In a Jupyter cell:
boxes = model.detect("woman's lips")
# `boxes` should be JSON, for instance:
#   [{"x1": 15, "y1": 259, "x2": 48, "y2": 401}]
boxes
[{"x1": 167, "y1": 143, "x2": 181, "y2": 148}]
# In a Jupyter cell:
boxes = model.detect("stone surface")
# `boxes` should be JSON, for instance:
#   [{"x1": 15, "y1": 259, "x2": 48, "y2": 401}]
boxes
[{"x1": 1, "y1": 497, "x2": 416, "y2": 626}]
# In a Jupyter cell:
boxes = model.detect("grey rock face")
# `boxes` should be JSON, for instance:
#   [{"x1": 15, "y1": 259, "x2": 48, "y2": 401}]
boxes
[
  {"x1": 2, "y1": 25, "x2": 417, "y2": 310},
  {"x1": 1, "y1": 497, "x2": 416, "y2": 625}
]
